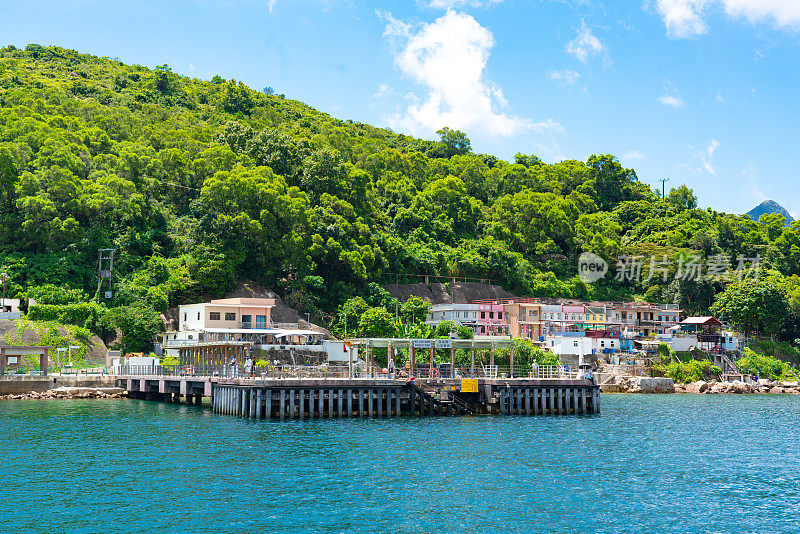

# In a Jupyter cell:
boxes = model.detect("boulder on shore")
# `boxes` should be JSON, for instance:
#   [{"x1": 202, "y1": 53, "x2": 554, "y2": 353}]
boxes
[
  {"x1": 685, "y1": 381, "x2": 709, "y2": 394},
  {"x1": 632, "y1": 377, "x2": 675, "y2": 394}
]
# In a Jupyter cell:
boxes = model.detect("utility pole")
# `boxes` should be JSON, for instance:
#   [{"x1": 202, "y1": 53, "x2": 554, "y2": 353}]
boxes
[
  {"x1": 96, "y1": 249, "x2": 116, "y2": 304},
  {"x1": 658, "y1": 178, "x2": 669, "y2": 200}
]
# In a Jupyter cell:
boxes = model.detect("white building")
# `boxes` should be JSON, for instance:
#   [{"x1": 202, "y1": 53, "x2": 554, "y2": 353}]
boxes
[
  {"x1": 545, "y1": 335, "x2": 593, "y2": 360},
  {"x1": 160, "y1": 297, "x2": 324, "y2": 357},
  {"x1": 425, "y1": 304, "x2": 482, "y2": 333}
]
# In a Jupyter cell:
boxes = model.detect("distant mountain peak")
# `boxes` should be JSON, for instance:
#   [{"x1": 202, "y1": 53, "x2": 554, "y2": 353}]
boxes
[{"x1": 746, "y1": 200, "x2": 794, "y2": 225}]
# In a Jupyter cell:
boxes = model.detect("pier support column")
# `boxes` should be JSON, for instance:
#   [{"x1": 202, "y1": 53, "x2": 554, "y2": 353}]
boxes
[
  {"x1": 470, "y1": 348, "x2": 475, "y2": 376},
  {"x1": 594, "y1": 388, "x2": 600, "y2": 414},
  {"x1": 395, "y1": 388, "x2": 401, "y2": 416},
  {"x1": 290, "y1": 390, "x2": 296, "y2": 419},
  {"x1": 580, "y1": 388, "x2": 587, "y2": 414},
  {"x1": 368, "y1": 390, "x2": 374, "y2": 417},
  {"x1": 328, "y1": 389, "x2": 334, "y2": 418},
  {"x1": 307, "y1": 390, "x2": 313, "y2": 419},
  {"x1": 347, "y1": 389, "x2": 353, "y2": 417},
  {"x1": 256, "y1": 390, "x2": 262, "y2": 419},
  {"x1": 410, "y1": 387, "x2": 416, "y2": 416},
  {"x1": 558, "y1": 388, "x2": 564, "y2": 415},
  {"x1": 338, "y1": 389, "x2": 344, "y2": 417},
  {"x1": 279, "y1": 390, "x2": 285, "y2": 419},
  {"x1": 500, "y1": 388, "x2": 506, "y2": 415}
]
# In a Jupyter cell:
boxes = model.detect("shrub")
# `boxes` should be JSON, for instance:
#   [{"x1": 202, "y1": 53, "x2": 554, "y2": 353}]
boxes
[
  {"x1": 26, "y1": 284, "x2": 87, "y2": 305},
  {"x1": 653, "y1": 360, "x2": 722, "y2": 384},
  {"x1": 27, "y1": 302, "x2": 104, "y2": 330},
  {"x1": 735, "y1": 348, "x2": 799, "y2": 381}
]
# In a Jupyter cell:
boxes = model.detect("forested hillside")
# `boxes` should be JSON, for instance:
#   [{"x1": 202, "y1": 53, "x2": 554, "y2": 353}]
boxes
[{"x1": 2, "y1": 44, "x2": 800, "y2": 350}]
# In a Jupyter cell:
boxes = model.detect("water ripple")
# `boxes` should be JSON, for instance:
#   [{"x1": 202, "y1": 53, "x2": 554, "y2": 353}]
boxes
[{"x1": 1, "y1": 394, "x2": 799, "y2": 533}]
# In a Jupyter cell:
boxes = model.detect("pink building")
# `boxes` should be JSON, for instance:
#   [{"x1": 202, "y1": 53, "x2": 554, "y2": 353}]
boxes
[{"x1": 476, "y1": 303, "x2": 508, "y2": 335}]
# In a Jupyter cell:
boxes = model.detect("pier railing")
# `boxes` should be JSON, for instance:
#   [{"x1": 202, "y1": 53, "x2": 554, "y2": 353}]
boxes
[{"x1": 116, "y1": 363, "x2": 579, "y2": 380}]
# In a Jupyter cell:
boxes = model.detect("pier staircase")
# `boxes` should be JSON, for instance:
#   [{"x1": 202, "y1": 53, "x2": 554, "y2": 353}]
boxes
[{"x1": 410, "y1": 382, "x2": 474, "y2": 415}]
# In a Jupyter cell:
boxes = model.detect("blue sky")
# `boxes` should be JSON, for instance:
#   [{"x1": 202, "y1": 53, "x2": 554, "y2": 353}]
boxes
[{"x1": 1, "y1": 0, "x2": 799, "y2": 215}]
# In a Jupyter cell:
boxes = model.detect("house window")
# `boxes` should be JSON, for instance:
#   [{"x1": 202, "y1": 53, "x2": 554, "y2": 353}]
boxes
[
  {"x1": 481, "y1": 312, "x2": 485, "y2": 319},
  {"x1": 184, "y1": 313, "x2": 187, "y2": 321},
  {"x1": 498, "y1": 312, "x2": 503, "y2": 319},
  {"x1": 573, "y1": 341, "x2": 578, "y2": 347},
  {"x1": 225, "y1": 312, "x2": 236, "y2": 321},
  {"x1": 242, "y1": 315, "x2": 252, "y2": 328},
  {"x1": 256, "y1": 315, "x2": 267, "y2": 328},
  {"x1": 197, "y1": 312, "x2": 200, "y2": 320},
  {"x1": 209, "y1": 312, "x2": 221, "y2": 321},
  {"x1": 489, "y1": 312, "x2": 494, "y2": 319}
]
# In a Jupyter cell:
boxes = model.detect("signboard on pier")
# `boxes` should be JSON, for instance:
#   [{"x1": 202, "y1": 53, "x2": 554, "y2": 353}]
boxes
[
  {"x1": 412, "y1": 339, "x2": 433, "y2": 349},
  {"x1": 461, "y1": 378, "x2": 479, "y2": 393},
  {"x1": 434, "y1": 339, "x2": 452, "y2": 349}
]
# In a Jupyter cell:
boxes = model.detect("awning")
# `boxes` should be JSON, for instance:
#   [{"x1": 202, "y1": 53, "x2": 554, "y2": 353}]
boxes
[
  {"x1": 274, "y1": 329, "x2": 322, "y2": 338},
  {"x1": 202, "y1": 328, "x2": 282, "y2": 334}
]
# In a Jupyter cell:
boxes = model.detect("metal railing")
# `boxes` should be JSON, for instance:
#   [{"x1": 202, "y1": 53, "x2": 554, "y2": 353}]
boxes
[
  {"x1": 115, "y1": 363, "x2": 582, "y2": 381},
  {"x1": 116, "y1": 363, "x2": 370, "y2": 379}
]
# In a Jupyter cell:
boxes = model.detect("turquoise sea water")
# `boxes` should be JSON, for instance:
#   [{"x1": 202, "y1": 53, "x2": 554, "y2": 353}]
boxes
[{"x1": 1, "y1": 395, "x2": 799, "y2": 533}]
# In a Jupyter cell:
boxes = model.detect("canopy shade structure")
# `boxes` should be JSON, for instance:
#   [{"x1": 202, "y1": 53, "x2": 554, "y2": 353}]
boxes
[
  {"x1": 273, "y1": 330, "x2": 323, "y2": 338},
  {"x1": 349, "y1": 337, "x2": 515, "y2": 350}
]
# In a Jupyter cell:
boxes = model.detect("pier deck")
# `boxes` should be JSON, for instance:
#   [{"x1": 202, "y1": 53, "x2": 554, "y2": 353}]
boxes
[{"x1": 115, "y1": 375, "x2": 600, "y2": 418}]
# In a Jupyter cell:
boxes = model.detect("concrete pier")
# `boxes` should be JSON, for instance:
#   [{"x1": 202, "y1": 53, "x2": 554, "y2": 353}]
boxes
[{"x1": 117, "y1": 374, "x2": 600, "y2": 419}]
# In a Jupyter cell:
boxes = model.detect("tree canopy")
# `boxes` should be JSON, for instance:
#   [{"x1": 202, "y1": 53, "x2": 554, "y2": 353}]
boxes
[{"x1": 2, "y1": 45, "x2": 800, "y2": 349}]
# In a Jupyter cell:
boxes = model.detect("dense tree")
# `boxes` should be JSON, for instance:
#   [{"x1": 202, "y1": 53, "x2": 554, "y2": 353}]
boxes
[
  {"x1": 0, "y1": 44, "x2": 797, "y2": 353},
  {"x1": 710, "y1": 280, "x2": 789, "y2": 337}
]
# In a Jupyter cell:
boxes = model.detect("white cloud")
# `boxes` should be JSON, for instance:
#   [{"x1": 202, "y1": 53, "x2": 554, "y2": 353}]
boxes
[
  {"x1": 531, "y1": 119, "x2": 564, "y2": 133},
  {"x1": 659, "y1": 94, "x2": 686, "y2": 107},
  {"x1": 566, "y1": 21, "x2": 607, "y2": 63},
  {"x1": 656, "y1": 0, "x2": 709, "y2": 38},
  {"x1": 701, "y1": 139, "x2": 720, "y2": 174},
  {"x1": 655, "y1": 0, "x2": 800, "y2": 38},
  {"x1": 268, "y1": 0, "x2": 277, "y2": 13},
  {"x1": 548, "y1": 69, "x2": 581, "y2": 86},
  {"x1": 623, "y1": 150, "x2": 646, "y2": 161},
  {"x1": 723, "y1": 0, "x2": 800, "y2": 27},
  {"x1": 659, "y1": 80, "x2": 686, "y2": 108},
  {"x1": 381, "y1": 10, "x2": 532, "y2": 137},
  {"x1": 373, "y1": 83, "x2": 393, "y2": 99},
  {"x1": 426, "y1": 0, "x2": 502, "y2": 8}
]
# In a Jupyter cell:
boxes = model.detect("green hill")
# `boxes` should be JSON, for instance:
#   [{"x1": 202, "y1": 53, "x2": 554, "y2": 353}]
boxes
[
  {"x1": 746, "y1": 200, "x2": 794, "y2": 225},
  {"x1": 2, "y1": 44, "x2": 800, "y2": 349}
]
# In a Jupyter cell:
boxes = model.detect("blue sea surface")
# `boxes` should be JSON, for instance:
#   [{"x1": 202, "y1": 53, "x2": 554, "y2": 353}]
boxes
[{"x1": 1, "y1": 394, "x2": 799, "y2": 533}]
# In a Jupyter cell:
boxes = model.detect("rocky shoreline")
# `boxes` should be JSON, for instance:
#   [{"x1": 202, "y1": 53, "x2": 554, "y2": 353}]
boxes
[
  {"x1": 0, "y1": 387, "x2": 126, "y2": 400},
  {"x1": 607, "y1": 376, "x2": 800, "y2": 395},
  {"x1": 675, "y1": 379, "x2": 800, "y2": 395}
]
